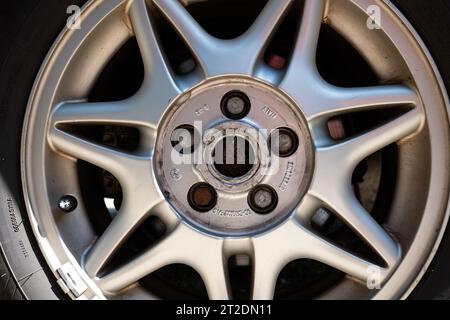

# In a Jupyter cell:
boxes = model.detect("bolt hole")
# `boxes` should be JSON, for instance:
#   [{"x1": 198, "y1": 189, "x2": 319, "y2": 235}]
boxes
[
  {"x1": 221, "y1": 91, "x2": 251, "y2": 120},
  {"x1": 248, "y1": 185, "x2": 278, "y2": 214},
  {"x1": 188, "y1": 183, "x2": 217, "y2": 213},
  {"x1": 269, "y1": 127, "x2": 299, "y2": 158}
]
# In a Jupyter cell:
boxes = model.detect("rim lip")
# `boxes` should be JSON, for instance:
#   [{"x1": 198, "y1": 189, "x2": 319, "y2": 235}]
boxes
[
  {"x1": 19, "y1": 0, "x2": 450, "y2": 300},
  {"x1": 382, "y1": 0, "x2": 450, "y2": 299}
]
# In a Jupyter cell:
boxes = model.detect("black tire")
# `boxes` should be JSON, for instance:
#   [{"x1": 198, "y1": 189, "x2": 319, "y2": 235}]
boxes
[{"x1": 0, "y1": 0, "x2": 449, "y2": 300}]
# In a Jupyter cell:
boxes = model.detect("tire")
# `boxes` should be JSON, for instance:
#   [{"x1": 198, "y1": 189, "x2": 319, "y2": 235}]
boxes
[{"x1": 0, "y1": 0, "x2": 449, "y2": 300}]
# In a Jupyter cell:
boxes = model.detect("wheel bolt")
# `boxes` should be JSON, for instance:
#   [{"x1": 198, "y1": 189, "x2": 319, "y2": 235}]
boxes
[
  {"x1": 171, "y1": 125, "x2": 195, "y2": 154},
  {"x1": 248, "y1": 185, "x2": 278, "y2": 214},
  {"x1": 58, "y1": 195, "x2": 78, "y2": 213},
  {"x1": 270, "y1": 127, "x2": 299, "y2": 157},
  {"x1": 221, "y1": 91, "x2": 251, "y2": 120},
  {"x1": 188, "y1": 183, "x2": 217, "y2": 212}
]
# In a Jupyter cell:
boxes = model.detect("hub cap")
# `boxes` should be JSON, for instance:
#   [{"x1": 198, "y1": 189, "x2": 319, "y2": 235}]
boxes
[{"x1": 155, "y1": 77, "x2": 313, "y2": 236}]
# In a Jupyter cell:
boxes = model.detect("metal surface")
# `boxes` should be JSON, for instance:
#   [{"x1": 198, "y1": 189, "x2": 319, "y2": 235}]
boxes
[
  {"x1": 20, "y1": 0, "x2": 450, "y2": 300},
  {"x1": 155, "y1": 76, "x2": 313, "y2": 236}
]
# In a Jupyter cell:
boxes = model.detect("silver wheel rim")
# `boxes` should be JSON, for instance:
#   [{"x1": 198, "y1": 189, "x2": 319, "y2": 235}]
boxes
[{"x1": 21, "y1": 0, "x2": 450, "y2": 300}]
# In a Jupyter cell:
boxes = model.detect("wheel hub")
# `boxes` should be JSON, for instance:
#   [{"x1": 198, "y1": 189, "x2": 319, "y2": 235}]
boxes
[{"x1": 154, "y1": 76, "x2": 314, "y2": 236}]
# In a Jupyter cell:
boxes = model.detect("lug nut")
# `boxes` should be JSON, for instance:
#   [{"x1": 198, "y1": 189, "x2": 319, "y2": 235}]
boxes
[
  {"x1": 58, "y1": 195, "x2": 78, "y2": 213},
  {"x1": 171, "y1": 125, "x2": 196, "y2": 154},
  {"x1": 221, "y1": 91, "x2": 251, "y2": 120},
  {"x1": 270, "y1": 127, "x2": 299, "y2": 157},
  {"x1": 248, "y1": 185, "x2": 278, "y2": 214},
  {"x1": 188, "y1": 183, "x2": 217, "y2": 212}
]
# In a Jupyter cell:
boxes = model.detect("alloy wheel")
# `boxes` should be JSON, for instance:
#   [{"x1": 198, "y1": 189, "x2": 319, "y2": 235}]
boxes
[{"x1": 21, "y1": 0, "x2": 450, "y2": 299}]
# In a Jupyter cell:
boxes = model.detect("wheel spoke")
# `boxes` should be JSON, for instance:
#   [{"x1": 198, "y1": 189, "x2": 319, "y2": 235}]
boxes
[
  {"x1": 84, "y1": 196, "x2": 165, "y2": 277},
  {"x1": 199, "y1": 249, "x2": 231, "y2": 300},
  {"x1": 83, "y1": 170, "x2": 173, "y2": 277},
  {"x1": 154, "y1": 0, "x2": 293, "y2": 77},
  {"x1": 279, "y1": 0, "x2": 420, "y2": 124},
  {"x1": 282, "y1": 73, "x2": 419, "y2": 123},
  {"x1": 279, "y1": 0, "x2": 326, "y2": 105},
  {"x1": 274, "y1": 0, "x2": 420, "y2": 272},
  {"x1": 75, "y1": 156, "x2": 163, "y2": 277},
  {"x1": 48, "y1": 124, "x2": 175, "y2": 276},
  {"x1": 97, "y1": 224, "x2": 187, "y2": 292},
  {"x1": 293, "y1": 0, "x2": 326, "y2": 65},
  {"x1": 240, "y1": 0, "x2": 293, "y2": 66},
  {"x1": 325, "y1": 190, "x2": 399, "y2": 267},
  {"x1": 302, "y1": 84, "x2": 419, "y2": 121},
  {"x1": 318, "y1": 108, "x2": 424, "y2": 169},
  {"x1": 251, "y1": 219, "x2": 387, "y2": 299},
  {"x1": 307, "y1": 110, "x2": 422, "y2": 266},
  {"x1": 98, "y1": 224, "x2": 230, "y2": 299},
  {"x1": 51, "y1": 99, "x2": 152, "y2": 128},
  {"x1": 153, "y1": 0, "x2": 217, "y2": 71},
  {"x1": 129, "y1": 0, "x2": 181, "y2": 126},
  {"x1": 308, "y1": 172, "x2": 402, "y2": 267},
  {"x1": 300, "y1": 223, "x2": 389, "y2": 283},
  {"x1": 251, "y1": 238, "x2": 286, "y2": 300},
  {"x1": 280, "y1": 0, "x2": 325, "y2": 83},
  {"x1": 49, "y1": 128, "x2": 150, "y2": 184},
  {"x1": 310, "y1": 109, "x2": 423, "y2": 190}
]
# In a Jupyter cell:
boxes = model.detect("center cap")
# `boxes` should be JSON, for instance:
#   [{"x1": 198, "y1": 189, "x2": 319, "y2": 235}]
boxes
[
  {"x1": 155, "y1": 76, "x2": 314, "y2": 236},
  {"x1": 197, "y1": 121, "x2": 271, "y2": 194}
]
